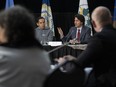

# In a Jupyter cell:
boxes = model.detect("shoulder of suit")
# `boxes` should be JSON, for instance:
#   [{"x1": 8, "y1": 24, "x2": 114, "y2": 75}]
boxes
[
  {"x1": 71, "y1": 26, "x2": 76, "y2": 28},
  {"x1": 70, "y1": 26, "x2": 77, "y2": 30}
]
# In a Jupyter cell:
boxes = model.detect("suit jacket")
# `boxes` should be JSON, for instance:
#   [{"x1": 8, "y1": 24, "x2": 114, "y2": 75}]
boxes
[
  {"x1": 77, "y1": 24, "x2": 116, "y2": 86},
  {"x1": 0, "y1": 46, "x2": 51, "y2": 87},
  {"x1": 62, "y1": 26, "x2": 91, "y2": 44}
]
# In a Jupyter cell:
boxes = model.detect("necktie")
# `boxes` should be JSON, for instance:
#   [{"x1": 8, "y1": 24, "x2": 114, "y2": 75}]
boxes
[{"x1": 77, "y1": 29, "x2": 80, "y2": 42}]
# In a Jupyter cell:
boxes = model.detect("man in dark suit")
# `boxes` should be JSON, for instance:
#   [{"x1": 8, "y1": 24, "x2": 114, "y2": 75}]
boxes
[
  {"x1": 57, "y1": 14, "x2": 91, "y2": 44},
  {"x1": 56, "y1": 6, "x2": 116, "y2": 87}
]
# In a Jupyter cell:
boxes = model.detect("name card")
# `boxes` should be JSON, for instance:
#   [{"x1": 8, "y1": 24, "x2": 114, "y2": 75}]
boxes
[{"x1": 48, "y1": 41, "x2": 62, "y2": 46}]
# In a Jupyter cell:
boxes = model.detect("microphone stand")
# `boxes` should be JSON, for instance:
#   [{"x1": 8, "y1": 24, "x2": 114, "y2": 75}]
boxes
[{"x1": 48, "y1": 42, "x2": 69, "y2": 54}]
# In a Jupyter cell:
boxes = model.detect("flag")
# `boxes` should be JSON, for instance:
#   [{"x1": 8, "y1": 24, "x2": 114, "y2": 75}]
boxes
[
  {"x1": 41, "y1": 0, "x2": 55, "y2": 36},
  {"x1": 5, "y1": 0, "x2": 14, "y2": 9},
  {"x1": 78, "y1": 0, "x2": 92, "y2": 35},
  {"x1": 113, "y1": 0, "x2": 116, "y2": 28}
]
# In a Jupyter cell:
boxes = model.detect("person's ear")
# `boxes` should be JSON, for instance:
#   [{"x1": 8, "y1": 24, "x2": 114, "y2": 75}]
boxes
[
  {"x1": 36, "y1": 23, "x2": 39, "y2": 26},
  {"x1": 91, "y1": 20, "x2": 96, "y2": 28}
]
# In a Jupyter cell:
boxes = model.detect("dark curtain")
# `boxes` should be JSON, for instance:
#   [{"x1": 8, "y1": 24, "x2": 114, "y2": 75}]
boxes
[{"x1": 53, "y1": 12, "x2": 76, "y2": 40}]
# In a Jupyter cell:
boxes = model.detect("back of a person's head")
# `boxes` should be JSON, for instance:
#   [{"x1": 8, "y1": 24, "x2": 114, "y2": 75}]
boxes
[
  {"x1": 74, "y1": 14, "x2": 85, "y2": 25},
  {"x1": 92, "y1": 6, "x2": 112, "y2": 26},
  {"x1": 0, "y1": 5, "x2": 42, "y2": 48}
]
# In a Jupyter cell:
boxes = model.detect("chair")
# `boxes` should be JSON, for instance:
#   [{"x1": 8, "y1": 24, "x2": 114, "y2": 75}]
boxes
[{"x1": 43, "y1": 61, "x2": 86, "y2": 87}]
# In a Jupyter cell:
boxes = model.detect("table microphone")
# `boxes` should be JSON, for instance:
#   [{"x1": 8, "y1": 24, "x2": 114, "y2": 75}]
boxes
[
  {"x1": 48, "y1": 30, "x2": 76, "y2": 54},
  {"x1": 64, "y1": 30, "x2": 75, "y2": 43}
]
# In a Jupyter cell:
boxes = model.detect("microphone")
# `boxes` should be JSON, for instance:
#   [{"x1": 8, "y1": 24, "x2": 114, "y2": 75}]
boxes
[
  {"x1": 48, "y1": 42, "x2": 69, "y2": 54},
  {"x1": 64, "y1": 30, "x2": 75, "y2": 43},
  {"x1": 48, "y1": 30, "x2": 76, "y2": 54}
]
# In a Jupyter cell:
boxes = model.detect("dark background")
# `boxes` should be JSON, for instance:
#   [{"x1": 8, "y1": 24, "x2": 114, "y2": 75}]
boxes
[{"x1": 0, "y1": 0, "x2": 115, "y2": 40}]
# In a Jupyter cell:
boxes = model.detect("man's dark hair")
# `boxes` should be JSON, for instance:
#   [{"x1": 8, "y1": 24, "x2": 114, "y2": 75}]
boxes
[
  {"x1": 0, "y1": 5, "x2": 43, "y2": 48},
  {"x1": 74, "y1": 14, "x2": 85, "y2": 25},
  {"x1": 36, "y1": 16, "x2": 45, "y2": 23}
]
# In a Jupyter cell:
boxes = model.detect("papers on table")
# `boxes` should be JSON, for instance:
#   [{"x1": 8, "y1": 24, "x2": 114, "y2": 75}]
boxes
[{"x1": 47, "y1": 41, "x2": 62, "y2": 46}]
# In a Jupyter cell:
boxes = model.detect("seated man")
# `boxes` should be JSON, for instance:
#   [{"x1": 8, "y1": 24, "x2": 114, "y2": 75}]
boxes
[
  {"x1": 57, "y1": 14, "x2": 91, "y2": 44},
  {"x1": 35, "y1": 17, "x2": 53, "y2": 45}
]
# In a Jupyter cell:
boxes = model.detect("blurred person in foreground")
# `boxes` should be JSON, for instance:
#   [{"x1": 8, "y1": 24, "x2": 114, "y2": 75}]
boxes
[
  {"x1": 56, "y1": 6, "x2": 116, "y2": 87},
  {"x1": 35, "y1": 17, "x2": 53, "y2": 45},
  {"x1": 57, "y1": 14, "x2": 91, "y2": 44},
  {"x1": 0, "y1": 5, "x2": 51, "y2": 87}
]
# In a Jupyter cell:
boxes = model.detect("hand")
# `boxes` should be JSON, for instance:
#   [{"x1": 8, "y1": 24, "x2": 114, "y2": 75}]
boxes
[
  {"x1": 57, "y1": 27, "x2": 64, "y2": 37},
  {"x1": 74, "y1": 40, "x2": 81, "y2": 44},
  {"x1": 63, "y1": 55, "x2": 77, "y2": 61},
  {"x1": 55, "y1": 55, "x2": 77, "y2": 64},
  {"x1": 54, "y1": 57, "x2": 66, "y2": 64},
  {"x1": 69, "y1": 39, "x2": 80, "y2": 44},
  {"x1": 69, "y1": 39, "x2": 76, "y2": 44}
]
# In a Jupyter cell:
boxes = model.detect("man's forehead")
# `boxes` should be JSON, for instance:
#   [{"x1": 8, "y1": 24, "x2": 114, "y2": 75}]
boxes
[{"x1": 38, "y1": 19, "x2": 45, "y2": 22}]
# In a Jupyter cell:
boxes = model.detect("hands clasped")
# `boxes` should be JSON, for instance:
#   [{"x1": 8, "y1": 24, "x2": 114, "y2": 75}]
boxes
[
  {"x1": 69, "y1": 39, "x2": 80, "y2": 44},
  {"x1": 55, "y1": 55, "x2": 77, "y2": 64}
]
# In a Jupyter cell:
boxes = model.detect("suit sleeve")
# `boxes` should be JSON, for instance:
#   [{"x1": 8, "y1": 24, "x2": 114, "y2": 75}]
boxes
[
  {"x1": 77, "y1": 36, "x2": 103, "y2": 68},
  {"x1": 62, "y1": 27, "x2": 73, "y2": 42},
  {"x1": 81, "y1": 27, "x2": 91, "y2": 44}
]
